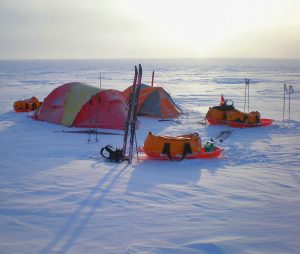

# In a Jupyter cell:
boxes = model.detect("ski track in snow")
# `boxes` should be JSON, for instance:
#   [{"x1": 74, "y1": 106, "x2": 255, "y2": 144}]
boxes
[{"x1": 0, "y1": 59, "x2": 300, "y2": 254}]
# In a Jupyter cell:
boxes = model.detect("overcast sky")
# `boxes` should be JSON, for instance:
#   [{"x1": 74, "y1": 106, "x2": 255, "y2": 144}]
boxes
[{"x1": 1, "y1": 0, "x2": 300, "y2": 59}]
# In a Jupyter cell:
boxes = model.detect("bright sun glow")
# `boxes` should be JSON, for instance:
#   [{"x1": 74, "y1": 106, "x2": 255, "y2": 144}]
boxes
[
  {"x1": 116, "y1": 0, "x2": 300, "y2": 58},
  {"x1": 0, "y1": 0, "x2": 300, "y2": 59}
]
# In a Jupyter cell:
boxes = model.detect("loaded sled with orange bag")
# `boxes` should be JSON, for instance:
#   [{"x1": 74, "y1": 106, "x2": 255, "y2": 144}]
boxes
[
  {"x1": 205, "y1": 97, "x2": 273, "y2": 128},
  {"x1": 13, "y1": 96, "x2": 41, "y2": 112},
  {"x1": 139, "y1": 132, "x2": 223, "y2": 161}
]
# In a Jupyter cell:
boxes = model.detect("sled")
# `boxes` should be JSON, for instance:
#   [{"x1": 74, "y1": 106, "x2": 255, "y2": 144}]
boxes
[
  {"x1": 138, "y1": 146, "x2": 223, "y2": 160},
  {"x1": 227, "y1": 118, "x2": 273, "y2": 128},
  {"x1": 205, "y1": 97, "x2": 273, "y2": 128},
  {"x1": 206, "y1": 117, "x2": 273, "y2": 128},
  {"x1": 140, "y1": 132, "x2": 223, "y2": 161}
]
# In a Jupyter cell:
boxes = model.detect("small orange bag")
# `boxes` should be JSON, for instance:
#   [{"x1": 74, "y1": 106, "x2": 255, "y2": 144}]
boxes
[{"x1": 13, "y1": 96, "x2": 41, "y2": 112}]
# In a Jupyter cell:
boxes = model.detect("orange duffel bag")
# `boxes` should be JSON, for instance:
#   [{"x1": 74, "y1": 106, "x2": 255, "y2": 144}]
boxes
[
  {"x1": 13, "y1": 96, "x2": 41, "y2": 112},
  {"x1": 143, "y1": 132, "x2": 202, "y2": 161}
]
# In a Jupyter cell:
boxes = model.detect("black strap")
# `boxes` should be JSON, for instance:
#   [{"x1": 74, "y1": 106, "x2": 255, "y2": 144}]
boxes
[
  {"x1": 181, "y1": 143, "x2": 192, "y2": 160},
  {"x1": 212, "y1": 105, "x2": 235, "y2": 111},
  {"x1": 255, "y1": 114, "x2": 260, "y2": 124},
  {"x1": 100, "y1": 145, "x2": 113, "y2": 159},
  {"x1": 161, "y1": 143, "x2": 192, "y2": 161},
  {"x1": 100, "y1": 145, "x2": 124, "y2": 162},
  {"x1": 162, "y1": 143, "x2": 172, "y2": 161}
]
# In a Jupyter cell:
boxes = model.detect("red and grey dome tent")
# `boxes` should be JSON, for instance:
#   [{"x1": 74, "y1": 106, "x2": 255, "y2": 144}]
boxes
[
  {"x1": 123, "y1": 84, "x2": 182, "y2": 118},
  {"x1": 33, "y1": 82, "x2": 127, "y2": 130}
]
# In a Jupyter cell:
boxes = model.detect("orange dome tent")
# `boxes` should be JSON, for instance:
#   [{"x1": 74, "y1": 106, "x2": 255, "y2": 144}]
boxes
[
  {"x1": 33, "y1": 82, "x2": 127, "y2": 130},
  {"x1": 123, "y1": 84, "x2": 182, "y2": 118}
]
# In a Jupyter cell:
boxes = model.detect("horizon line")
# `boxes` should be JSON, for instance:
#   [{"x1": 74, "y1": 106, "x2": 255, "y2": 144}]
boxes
[{"x1": 1, "y1": 57, "x2": 300, "y2": 61}]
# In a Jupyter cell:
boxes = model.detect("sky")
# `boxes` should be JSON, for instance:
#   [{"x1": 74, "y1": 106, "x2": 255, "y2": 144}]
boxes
[{"x1": 0, "y1": 0, "x2": 300, "y2": 59}]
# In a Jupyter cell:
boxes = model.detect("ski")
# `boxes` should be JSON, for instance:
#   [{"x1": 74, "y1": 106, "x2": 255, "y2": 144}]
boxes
[
  {"x1": 128, "y1": 64, "x2": 142, "y2": 164},
  {"x1": 122, "y1": 66, "x2": 138, "y2": 160},
  {"x1": 53, "y1": 130, "x2": 123, "y2": 136},
  {"x1": 158, "y1": 119, "x2": 181, "y2": 124},
  {"x1": 213, "y1": 129, "x2": 233, "y2": 143}
]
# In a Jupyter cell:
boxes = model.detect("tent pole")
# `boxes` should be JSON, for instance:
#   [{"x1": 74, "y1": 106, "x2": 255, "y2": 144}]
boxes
[
  {"x1": 99, "y1": 73, "x2": 102, "y2": 88},
  {"x1": 95, "y1": 114, "x2": 98, "y2": 142},
  {"x1": 95, "y1": 95, "x2": 101, "y2": 142}
]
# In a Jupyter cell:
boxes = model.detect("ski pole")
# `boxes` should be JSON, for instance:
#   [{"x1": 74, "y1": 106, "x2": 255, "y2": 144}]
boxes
[
  {"x1": 244, "y1": 79, "x2": 247, "y2": 113},
  {"x1": 247, "y1": 79, "x2": 250, "y2": 113},
  {"x1": 288, "y1": 85, "x2": 294, "y2": 123},
  {"x1": 122, "y1": 66, "x2": 138, "y2": 160},
  {"x1": 151, "y1": 70, "x2": 154, "y2": 87},
  {"x1": 128, "y1": 64, "x2": 142, "y2": 164},
  {"x1": 288, "y1": 86, "x2": 291, "y2": 122},
  {"x1": 134, "y1": 132, "x2": 139, "y2": 163},
  {"x1": 283, "y1": 84, "x2": 287, "y2": 125}
]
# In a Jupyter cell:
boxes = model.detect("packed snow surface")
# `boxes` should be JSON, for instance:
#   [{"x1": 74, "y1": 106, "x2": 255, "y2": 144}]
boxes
[{"x1": 0, "y1": 59, "x2": 300, "y2": 254}]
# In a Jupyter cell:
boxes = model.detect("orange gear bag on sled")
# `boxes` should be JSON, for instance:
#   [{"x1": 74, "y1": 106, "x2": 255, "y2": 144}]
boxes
[
  {"x1": 141, "y1": 132, "x2": 223, "y2": 161},
  {"x1": 205, "y1": 96, "x2": 273, "y2": 128},
  {"x1": 14, "y1": 96, "x2": 41, "y2": 112}
]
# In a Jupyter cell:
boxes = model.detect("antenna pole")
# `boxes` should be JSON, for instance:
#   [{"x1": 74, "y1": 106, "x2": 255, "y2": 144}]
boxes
[
  {"x1": 99, "y1": 73, "x2": 102, "y2": 88},
  {"x1": 151, "y1": 70, "x2": 154, "y2": 87}
]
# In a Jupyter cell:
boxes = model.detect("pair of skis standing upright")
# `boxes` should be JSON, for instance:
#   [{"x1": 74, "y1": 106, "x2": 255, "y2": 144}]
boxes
[{"x1": 122, "y1": 64, "x2": 142, "y2": 164}]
